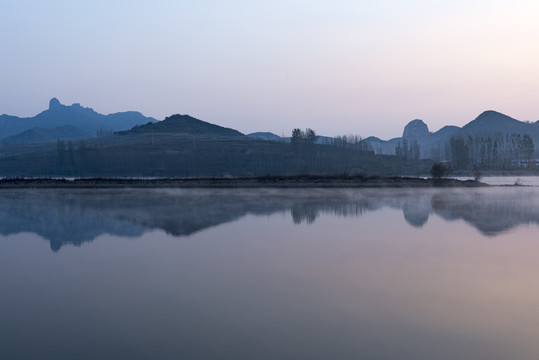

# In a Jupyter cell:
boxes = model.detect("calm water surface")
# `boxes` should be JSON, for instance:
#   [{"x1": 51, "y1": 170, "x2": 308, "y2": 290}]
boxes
[
  {"x1": 1, "y1": 186, "x2": 539, "y2": 360},
  {"x1": 457, "y1": 175, "x2": 539, "y2": 186}
]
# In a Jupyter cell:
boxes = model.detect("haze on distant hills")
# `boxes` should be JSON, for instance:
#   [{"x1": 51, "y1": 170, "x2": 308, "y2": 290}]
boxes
[
  {"x1": 247, "y1": 132, "x2": 283, "y2": 141},
  {"x1": 0, "y1": 98, "x2": 538, "y2": 176},
  {"x1": 2, "y1": 125, "x2": 90, "y2": 145},
  {"x1": 0, "y1": 103, "x2": 406, "y2": 177},
  {"x1": 0, "y1": 98, "x2": 157, "y2": 143},
  {"x1": 364, "y1": 110, "x2": 539, "y2": 159}
]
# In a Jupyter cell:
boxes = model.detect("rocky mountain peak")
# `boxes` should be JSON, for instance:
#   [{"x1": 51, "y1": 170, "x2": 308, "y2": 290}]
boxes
[
  {"x1": 402, "y1": 119, "x2": 429, "y2": 138},
  {"x1": 48, "y1": 98, "x2": 62, "y2": 111}
]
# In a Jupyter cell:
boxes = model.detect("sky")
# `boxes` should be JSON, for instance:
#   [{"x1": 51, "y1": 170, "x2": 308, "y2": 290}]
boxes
[{"x1": 1, "y1": 0, "x2": 539, "y2": 139}]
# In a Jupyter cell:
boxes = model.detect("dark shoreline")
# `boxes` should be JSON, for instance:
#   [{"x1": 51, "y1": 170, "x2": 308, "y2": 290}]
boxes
[{"x1": 0, "y1": 175, "x2": 486, "y2": 188}]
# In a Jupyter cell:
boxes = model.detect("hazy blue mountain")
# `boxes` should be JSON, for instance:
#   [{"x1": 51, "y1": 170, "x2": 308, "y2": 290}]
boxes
[
  {"x1": 247, "y1": 132, "x2": 282, "y2": 141},
  {"x1": 3, "y1": 125, "x2": 91, "y2": 144},
  {"x1": 116, "y1": 113, "x2": 244, "y2": 137},
  {"x1": 366, "y1": 119, "x2": 461, "y2": 158},
  {"x1": 364, "y1": 110, "x2": 539, "y2": 159},
  {"x1": 461, "y1": 110, "x2": 539, "y2": 137},
  {"x1": 403, "y1": 119, "x2": 430, "y2": 138},
  {"x1": 0, "y1": 98, "x2": 157, "y2": 140},
  {"x1": 364, "y1": 136, "x2": 402, "y2": 156}
]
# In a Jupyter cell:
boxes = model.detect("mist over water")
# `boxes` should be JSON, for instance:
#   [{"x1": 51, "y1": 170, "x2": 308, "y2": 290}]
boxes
[{"x1": 1, "y1": 186, "x2": 539, "y2": 359}]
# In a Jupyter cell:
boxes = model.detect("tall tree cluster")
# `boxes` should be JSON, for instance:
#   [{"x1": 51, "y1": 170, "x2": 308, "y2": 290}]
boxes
[
  {"x1": 291, "y1": 128, "x2": 317, "y2": 154},
  {"x1": 332, "y1": 134, "x2": 371, "y2": 151},
  {"x1": 447, "y1": 133, "x2": 535, "y2": 169},
  {"x1": 395, "y1": 139, "x2": 420, "y2": 161},
  {"x1": 291, "y1": 128, "x2": 317, "y2": 143}
]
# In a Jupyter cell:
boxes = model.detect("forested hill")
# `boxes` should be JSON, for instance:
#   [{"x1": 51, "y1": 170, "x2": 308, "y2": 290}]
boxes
[{"x1": 116, "y1": 114, "x2": 244, "y2": 137}]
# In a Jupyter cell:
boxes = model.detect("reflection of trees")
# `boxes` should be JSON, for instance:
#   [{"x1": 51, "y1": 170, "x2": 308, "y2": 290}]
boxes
[
  {"x1": 291, "y1": 206, "x2": 318, "y2": 224},
  {"x1": 0, "y1": 188, "x2": 537, "y2": 251}
]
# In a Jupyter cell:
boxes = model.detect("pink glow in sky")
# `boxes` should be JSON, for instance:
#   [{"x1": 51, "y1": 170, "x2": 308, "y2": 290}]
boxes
[{"x1": 1, "y1": 0, "x2": 538, "y2": 139}]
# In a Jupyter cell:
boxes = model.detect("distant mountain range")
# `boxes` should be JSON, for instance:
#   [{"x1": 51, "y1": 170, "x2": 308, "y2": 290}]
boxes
[
  {"x1": 0, "y1": 98, "x2": 157, "y2": 144},
  {"x1": 246, "y1": 110, "x2": 539, "y2": 159},
  {"x1": 364, "y1": 110, "x2": 539, "y2": 158},
  {"x1": 2, "y1": 99, "x2": 538, "y2": 164}
]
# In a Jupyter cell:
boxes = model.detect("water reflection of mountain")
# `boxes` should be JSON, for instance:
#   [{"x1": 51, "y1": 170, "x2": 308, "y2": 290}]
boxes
[
  {"x1": 431, "y1": 188, "x2": 539, "y2": 236},
  {"x1": 0, "y1": 191, "x2": 146, "y2": 251},
  {"x1": 0, "y1": 187, "x2": 537, "y2": 250}
]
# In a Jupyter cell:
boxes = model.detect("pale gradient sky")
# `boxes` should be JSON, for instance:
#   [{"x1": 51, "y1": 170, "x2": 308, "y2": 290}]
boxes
[{"x1": 1, "y1": 0, "x2": 538, "y2": 139}]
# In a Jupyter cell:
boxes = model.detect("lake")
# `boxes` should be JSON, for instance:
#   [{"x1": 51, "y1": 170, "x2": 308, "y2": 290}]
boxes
[
  {"x1": 457, "y1": 175, "x2": 539, "y2": 186},
  {"x1": 1, "y1": 184, "x2": 539, "y2": 360}
]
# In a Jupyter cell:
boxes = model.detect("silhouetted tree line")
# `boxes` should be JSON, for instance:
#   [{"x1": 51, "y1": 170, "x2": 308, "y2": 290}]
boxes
[
  {"x1": 395, "y1": 139, "x2": 420, "y2": 161},
  {"x1": 332, "y1": 134, "x2": 371, "y2": 151},
  {"x1": 446, "y1": 133, "x2": 535, "y2": 170},
  {"x1": 0, "y1": 134, "x2": 431, "y2": 177},
  {"x1": 291, "y1": 128, "x2": 317, "y2": 155},
  {"x1": 96, "y1": 128, "x2": 113, "y2": 137},
  {"x1": 291, "y1": 128, "x2": 317, "y2": 143}
]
